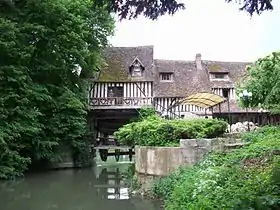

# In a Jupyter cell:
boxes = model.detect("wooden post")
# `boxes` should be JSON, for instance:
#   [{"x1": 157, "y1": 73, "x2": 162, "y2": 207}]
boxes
[
  {"x1": 227, "y1": 99, "x2": 231, "y2": 133},
  {"x1": 129, "y1": 149, "x2": 133, "y2": 162}
]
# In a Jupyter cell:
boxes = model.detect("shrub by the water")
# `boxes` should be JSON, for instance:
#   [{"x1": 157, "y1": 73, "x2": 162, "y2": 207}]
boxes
[
  {"x1": 152, "y1": 126, "x2": 280, "y2": 209},
  {"x1": 114, "y1": 117, "x2": 228, "y2": 147}
]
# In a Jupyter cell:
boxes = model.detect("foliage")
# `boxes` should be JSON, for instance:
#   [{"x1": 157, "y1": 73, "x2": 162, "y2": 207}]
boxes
[
  {"x1": 2, "y1": 0, "x2": 274, "y2": 21},
  {"x1": 138, "y1": 106, "x2": 158, "y2": 119},
  {"x1": 114, "y1": 117, "x2": 228, "y2": 147},
  {"x1": 152, "y1": 167, "x2": 192, "y2": 200},
  {"x1": 238, "y1": 52, "x2": 280, "y2": 114},
  {"x1": 0, "y1": 0, "x2": 114, "y2": 179},
  {"x1": 225, "y1": 0, "x2": 273, "y2": 16},
  {"x1": 241, "y1": 125, "x2": 280, "y2": 143},
  {"x1": 152, "y1": 126, "x2": 280, "y2": 209},
  {"x1": 96, "y1": 0, "x2": 274, "y2": 20}
]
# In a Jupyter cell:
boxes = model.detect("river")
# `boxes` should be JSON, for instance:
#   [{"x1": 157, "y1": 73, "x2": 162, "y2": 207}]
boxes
[{"x1": 0, "y1": 158, "x2": 162, "y2": 210}]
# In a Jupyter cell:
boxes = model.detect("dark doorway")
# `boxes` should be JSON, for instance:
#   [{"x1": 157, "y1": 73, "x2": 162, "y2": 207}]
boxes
[{"x1": 222, "y1": 88, "x2": 229, "y2": 98}]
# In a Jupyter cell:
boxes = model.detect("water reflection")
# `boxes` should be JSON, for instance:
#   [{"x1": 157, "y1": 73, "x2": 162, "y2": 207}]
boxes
[
  {"x1": 0, "y1": 163, "x2": 161, "y2": 210},
  {"x1": 95, "y1": 167, "x2": 129, "y2": 201}
]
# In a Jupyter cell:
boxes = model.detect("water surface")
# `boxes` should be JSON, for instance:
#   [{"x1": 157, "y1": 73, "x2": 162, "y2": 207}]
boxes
[{"x1": 0, "y1": 162, "x2": 161, "y2": 210}]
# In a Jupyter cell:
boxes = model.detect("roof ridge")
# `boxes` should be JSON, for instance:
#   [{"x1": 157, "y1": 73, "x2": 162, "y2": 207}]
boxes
[
  {"x1": 108, "y1": 45, "x2": 154, "y2": 49},
  {"x1": 155, "y1": 59, "x2": 194, "y2": 63},
  {"x1": 203, "y1": 60, "x2": 252, "y2": 64}
]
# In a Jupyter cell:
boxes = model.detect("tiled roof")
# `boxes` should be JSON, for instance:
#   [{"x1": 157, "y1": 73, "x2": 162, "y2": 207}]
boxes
[
  {"x1": 204, "y1": 60, "x2": 252, "y2": 88},
  {"x1": 97, "y1": 45, "x2": 256, "y2": 112},
  {"x1": 97, "y1": 45, "x2": 154, "y2": 82},
  {"x1": 153, "y1": 59, "x2": 211, "y2": 97}
]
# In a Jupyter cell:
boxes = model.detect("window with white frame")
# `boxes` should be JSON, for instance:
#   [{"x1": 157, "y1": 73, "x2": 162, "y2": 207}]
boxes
[
  {"x1": 210, "y1": 72, "x2": 229, "y2": 80},
  {"x1": 160, "y1": 73, "x2": 173, "y2": 81},
  {"x1": 130, "y1": 58, "x2": 144, "y2": 77}
]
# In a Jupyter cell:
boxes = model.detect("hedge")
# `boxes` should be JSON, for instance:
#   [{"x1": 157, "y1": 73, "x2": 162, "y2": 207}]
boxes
[{"x1": 114, "y1": 116, "x2": 228, "y2": 147}]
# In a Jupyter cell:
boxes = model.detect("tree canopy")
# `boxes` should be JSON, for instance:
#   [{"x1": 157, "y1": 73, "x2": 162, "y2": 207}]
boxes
[
  {"x1": 0, "y1": 0, "x2": 114, "y2": 179},
  {"x1": 2, "y1": 0, "x2": 275, "y2": 20},
  {"x1": 101, "y1": 0, "x2": 274, "y2": 20},
  {"x1": 238, "y1": 52, "x2": 280, "y2": 113}
]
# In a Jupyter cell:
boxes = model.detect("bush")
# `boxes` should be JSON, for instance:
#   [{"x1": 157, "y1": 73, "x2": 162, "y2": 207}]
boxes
[
  {"x1": 152, "y1": 126, "x2": 280, "y2": 209},
  {"x1": 114, "y1": 117, "x2": 228, "y2": 147},
  {"x1": 242, "y1": 125, "x2": 280, "y2": 143},
  {"x1": 152, "y1": 167, "x2": 193, "y2": 200},
  {"x1": 138, "y1": 106, "x2": 158, "y2": 119}
]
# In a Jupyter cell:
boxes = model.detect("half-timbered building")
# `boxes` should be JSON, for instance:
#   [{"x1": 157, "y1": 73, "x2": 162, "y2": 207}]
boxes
[{"x1": 88, "y1": 45, "x2": 279, "y2": 140}]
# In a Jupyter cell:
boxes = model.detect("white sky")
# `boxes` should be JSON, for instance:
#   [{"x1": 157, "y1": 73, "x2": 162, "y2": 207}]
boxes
[{"x1": 109, "y1": 0, "x2": 280, "y2": 62}]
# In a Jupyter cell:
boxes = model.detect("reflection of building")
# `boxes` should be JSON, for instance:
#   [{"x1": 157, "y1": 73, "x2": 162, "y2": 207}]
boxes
[
  {"x1": 88, "y1": 46, "x2": 280, "y2": 141},
  {"x1": 95, "y1": 168, "x2": 129, "y2": 200}
]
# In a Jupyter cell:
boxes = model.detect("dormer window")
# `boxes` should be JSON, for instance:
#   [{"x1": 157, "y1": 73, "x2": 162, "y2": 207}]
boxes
[
  {"x1": 210, "y1": 72, "x2": 229, "y2": 80},
  {"x1": 160, "y1": 73, "x2": 173, "y2": 82},
  {"x1": 129, "y1": 57, "x2": 144, "y2": 77}
]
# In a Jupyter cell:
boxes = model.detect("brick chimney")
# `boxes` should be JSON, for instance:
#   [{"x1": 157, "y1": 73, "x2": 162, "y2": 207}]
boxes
[{"x1": 195, "y1": 53, "x2": 202, "y2": 70}]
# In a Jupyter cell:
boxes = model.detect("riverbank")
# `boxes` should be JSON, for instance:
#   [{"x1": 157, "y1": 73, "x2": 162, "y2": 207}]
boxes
[
  {"x1": 150, "y1": 126, "x2": 280, "y2": 209},
  {"x1": 121, "y1": 126, "x2": 280, "y2": 209},
  {"x1": 121, "y1": 163, "x2": 162, "y2": 200}
]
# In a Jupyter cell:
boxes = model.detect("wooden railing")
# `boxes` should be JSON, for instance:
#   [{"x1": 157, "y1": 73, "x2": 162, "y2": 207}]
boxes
[{"x1": 89, "y1": 97, "x2": 153, "y2": 108}]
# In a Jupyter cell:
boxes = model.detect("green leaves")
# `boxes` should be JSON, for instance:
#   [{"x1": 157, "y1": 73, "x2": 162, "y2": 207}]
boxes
[
  {"x1": 152, "y1": 126, "x2": 280, "y2": 209},
  {"x1": 114, "y1": 117, "x2": 228, "y2": 147},
  {"x1": 0, "y1": 0, "x2": 114, "y2": 178},
  {"x1": 239, "y1": 52, "x2": 280, "y2": 113}
]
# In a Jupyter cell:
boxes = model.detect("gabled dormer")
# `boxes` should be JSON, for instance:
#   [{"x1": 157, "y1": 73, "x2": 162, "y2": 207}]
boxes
[{"x1": 129, "y1": 57, "x2": 145, "y2": 77}]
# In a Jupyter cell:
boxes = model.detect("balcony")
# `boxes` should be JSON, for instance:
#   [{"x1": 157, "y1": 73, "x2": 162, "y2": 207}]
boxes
[{"x1": 89, "y1": 97, "x2": 153, "y2": 109}]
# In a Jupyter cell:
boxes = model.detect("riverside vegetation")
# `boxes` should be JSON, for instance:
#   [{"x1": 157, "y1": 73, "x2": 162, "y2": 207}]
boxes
[
  {"x1": 0, "y1": 0, "x2": 114, "y2": 179},
  {"x1": 151, "y1": 126, "x2": 280, "y2": 209},
  {"x1": 115, "y1": 108, "x2": 280, "y2": 209},
  {"x1": 114, "y1": 108, "x2": 228, "y2": 147}
]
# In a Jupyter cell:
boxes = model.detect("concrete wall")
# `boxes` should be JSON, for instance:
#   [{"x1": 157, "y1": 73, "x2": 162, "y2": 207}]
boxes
[
  {"x1": 135, "y1": 137, "x2": 246, "y2": 176},
  {"x1": 135, "y1": 146, "x2": 190, "y2": 176}
]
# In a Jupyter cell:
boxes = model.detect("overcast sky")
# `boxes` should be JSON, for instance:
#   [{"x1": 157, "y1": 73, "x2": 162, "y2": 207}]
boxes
[{"x1": 109, "y1": 0, "x2": 280, "y2": 62}]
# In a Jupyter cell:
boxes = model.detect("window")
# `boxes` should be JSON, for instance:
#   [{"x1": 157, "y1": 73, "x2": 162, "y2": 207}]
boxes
[
  {"x1": 215, "y1": 74, "x2": 225, "y2": 79},
  {"x1": 210, "y1": 73, "x2": 229, "y2": 80},
  {"x1": 222, "y1": 88, "x2": 229, "y2": 98},
  {"x1": 160, "y1": 73, "x2": 173, "y2": 81},
  {"x1": 132, "y1": 67, "x2": 142, "y2": 77},
  {"x1": 108, "y1": 86, "x2": 124, "y2": 97},
  {"x1": 107, "y1": 86, "x2": 124, "y2": 105},
  {"x1": 130, "y1": 58, "x2": 144, "y2": 77},
  {"x1": 131, "y1": 62, "x2": 142, "y2": 77}
]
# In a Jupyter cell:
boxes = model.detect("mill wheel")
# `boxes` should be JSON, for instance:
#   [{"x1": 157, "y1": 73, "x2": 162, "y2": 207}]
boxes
[
  {"x1": 115, "y1": 149, "x2": 120, "y2": 162},
  {"x1": 99, "y1": 149, "x2": 108, "y2": 162}
]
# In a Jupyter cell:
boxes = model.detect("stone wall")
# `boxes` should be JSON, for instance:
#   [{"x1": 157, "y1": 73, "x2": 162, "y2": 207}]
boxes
[
  {"x1": 135, "y1": 137, "x2": 247, "y2": 176},
  {"x1": 135, "y1": 146, "x2": 189, "y2": 176}
]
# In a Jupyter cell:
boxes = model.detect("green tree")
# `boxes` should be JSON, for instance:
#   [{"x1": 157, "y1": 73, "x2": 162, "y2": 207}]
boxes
[
  {"x1": 239, "y1": 52, "x2": 280, "y2": 113},
  {"x1": 0, "y1": 0, "x2": 114, "y2": 178},
  {"x1": 2, "y1": 0, "x2": 274, "y2": 20},
  {"x1": 105, "y1": 0, "x2": 274, "y2": 20}
]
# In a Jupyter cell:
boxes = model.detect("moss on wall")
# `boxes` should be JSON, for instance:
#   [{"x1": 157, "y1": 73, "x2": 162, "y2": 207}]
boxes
[
  {"x1": 98, "y1": 59, "x2": 131, "y2": 82},
  {"x1": 208, "y1": 64, "x2": 221, "y2": 71}
]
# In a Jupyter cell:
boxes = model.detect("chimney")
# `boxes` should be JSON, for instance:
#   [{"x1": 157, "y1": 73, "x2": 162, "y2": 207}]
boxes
[{"x1": 195, "y1": 53, "x2": 202, "y2": 70}]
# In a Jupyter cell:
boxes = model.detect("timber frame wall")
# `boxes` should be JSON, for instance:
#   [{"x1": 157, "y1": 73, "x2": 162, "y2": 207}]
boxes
[
  {"x1": 88, "y1": 80, "x2": 209, "y2": 117},
  {"x1": 89, "y1": 81, "x2": 153, "y2": 108}
]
